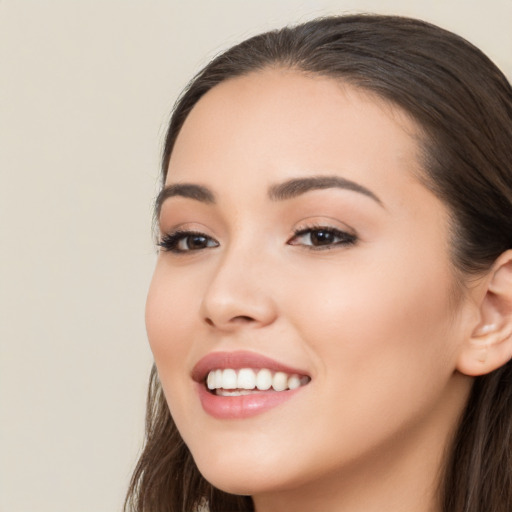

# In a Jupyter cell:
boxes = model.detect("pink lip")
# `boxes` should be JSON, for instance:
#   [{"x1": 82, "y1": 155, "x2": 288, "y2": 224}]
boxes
[
  {"x1": 192, "y1": 350, "x2": 310, "y2": 420},
  {"x1": 192, "y1": 350, "x2": 309, "y2": 382}
]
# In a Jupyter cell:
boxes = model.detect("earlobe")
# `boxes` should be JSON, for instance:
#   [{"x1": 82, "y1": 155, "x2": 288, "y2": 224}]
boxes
[{"x1": 456, "y1": 250, "x2": 512, "y2": 377}]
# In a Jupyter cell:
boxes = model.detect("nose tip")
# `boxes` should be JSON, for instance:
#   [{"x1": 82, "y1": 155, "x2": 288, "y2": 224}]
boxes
[
  {"x1": 202, "y1": 296, "x2": 277, "y2": 331},
  {"x1": 200, "y1": 271, "x2": 277, "y2": 331}
]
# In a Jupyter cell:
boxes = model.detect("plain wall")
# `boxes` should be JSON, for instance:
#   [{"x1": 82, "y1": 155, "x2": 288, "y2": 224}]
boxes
[{"x1": 1, "y1": 1, "x2": 511, "y2": 511}]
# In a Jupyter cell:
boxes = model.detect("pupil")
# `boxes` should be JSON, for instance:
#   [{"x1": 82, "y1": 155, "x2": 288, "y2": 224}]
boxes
[
  {"x1": 311, "y1": 230, "x2": 333, "y2": 245},
  {"x1": 189, "y1": 235, "x2": 207, "y2": 249}
]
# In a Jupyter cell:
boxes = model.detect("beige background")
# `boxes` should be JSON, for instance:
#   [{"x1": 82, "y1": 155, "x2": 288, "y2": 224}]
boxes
[{"x1": 1, "y1": 1, "x2": 511, "y2": 511}]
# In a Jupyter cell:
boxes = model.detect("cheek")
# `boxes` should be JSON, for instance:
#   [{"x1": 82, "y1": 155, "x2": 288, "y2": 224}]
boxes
[
  {"x1": 287, "y1": 251, "x2": 458, "y2": 407},
  {"x1": 145, "y1": 268, "x2": 211, "y2": 448},
  {"x1": 146, "y1": 272, "x2": 183, "y2": 357},
  {"x1": 269, "y1": 261, "x2": 461, "y2": 474},
  {"x1": 145, "y1": 262, "x2": 201, "y2": 350},
  {"x1": 145, "y1": 266, "x2": 199, "y2": 402}
]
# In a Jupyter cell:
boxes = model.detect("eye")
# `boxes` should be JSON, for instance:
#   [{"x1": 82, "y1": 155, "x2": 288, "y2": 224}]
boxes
[
  {"x1": 158, "y1": 230, "x2": 219, "y2": 253},
  {"x1": 289, "y1": 226, "x2": 357, "y2": 249}
]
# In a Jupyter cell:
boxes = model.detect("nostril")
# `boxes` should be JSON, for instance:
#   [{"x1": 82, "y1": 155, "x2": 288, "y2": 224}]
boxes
[
  {"x1": 204, "y1": 315, "x2": 255, "y2": 328},
  {"x1": 232, "y1": 315, "x2": 255, "y2": 323}
]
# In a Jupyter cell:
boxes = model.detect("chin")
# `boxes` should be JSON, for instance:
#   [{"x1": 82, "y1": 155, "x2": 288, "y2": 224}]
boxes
[
  {"x1": 199, "y1": 467, "x2": 267, "y2": 496},
  {"x1": 193, "y1": 451, "x2": 293, "y2": 496}
]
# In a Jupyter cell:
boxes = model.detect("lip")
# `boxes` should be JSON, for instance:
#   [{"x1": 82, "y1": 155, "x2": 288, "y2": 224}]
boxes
[
  {"x1": 191, "y1": 350, "x2": 309, "y2": 382},
  {"x1": 192, "y1": 350, "x2": 310, "y2": 419}
]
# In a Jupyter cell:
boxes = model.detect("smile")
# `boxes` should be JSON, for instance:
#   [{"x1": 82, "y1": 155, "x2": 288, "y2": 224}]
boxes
[
  {"x1": 206, "y1": 368, "x2": 310, "y2": 395},
  {"x1": 192, "y1": 351, "x2": 311, "y2": 419}
]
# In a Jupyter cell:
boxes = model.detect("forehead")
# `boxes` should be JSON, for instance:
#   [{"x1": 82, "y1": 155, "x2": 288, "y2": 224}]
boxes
[{"x1": 167, "y1": 69, "x2": 424, "y2": 198}]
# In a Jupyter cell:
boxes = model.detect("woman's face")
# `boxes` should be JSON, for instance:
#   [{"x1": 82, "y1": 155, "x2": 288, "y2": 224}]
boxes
[{"x1": 146, "y1": 70, "x2": 473, "y2": 499}]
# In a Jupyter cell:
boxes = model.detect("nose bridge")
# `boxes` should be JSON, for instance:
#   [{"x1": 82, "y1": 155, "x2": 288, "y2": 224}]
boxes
[{"x1": 201, "y1": 234, "x2": 277, "y2": 330}]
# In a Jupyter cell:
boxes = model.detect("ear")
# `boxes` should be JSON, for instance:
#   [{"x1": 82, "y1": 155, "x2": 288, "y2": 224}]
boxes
[{"x1": 457, "y1": 250, "x2": 512, "y2": 376}]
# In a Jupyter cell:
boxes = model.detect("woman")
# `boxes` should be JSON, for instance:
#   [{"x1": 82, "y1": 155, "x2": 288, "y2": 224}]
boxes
[{"x1": 125, "y1": 14, "x2": 512, "y2": 512}]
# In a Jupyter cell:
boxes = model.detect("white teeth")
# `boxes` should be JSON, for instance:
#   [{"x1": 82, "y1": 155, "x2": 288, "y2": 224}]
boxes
[
  {"x1": 272, "y1": 372, "x2": 288, "y2": 391},
  {"x1": 256, "y1": 369, "x2": 272, "y2": 390},
  {"x1": 288, "y1": 374, "x2": 301, "y2": 390},
  {"x1": 217, "y1": 389, "x2": 255, "y2": 396},
  {"x1": 205, "y1": 368, "x2": 310, "y2": 393},
  {"x1": 222, "y1": 369, "x2": 237, "y2": 389},
  {"x1": 214, "y1": 369, "x2": 223, "y2": 388},
  {"x1": 207, "y1": 371, "x2": 215, "y2": 390},
  {"x1": 237, "y1": 368, "x2": 256, "y2": 389}
]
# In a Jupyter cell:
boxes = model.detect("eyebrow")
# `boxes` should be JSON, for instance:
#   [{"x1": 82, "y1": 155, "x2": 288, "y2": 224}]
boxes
[
  {"x1": 268, "y1": 176, "x2": 383, "y2": 206},
  {"x1": 156, "y1": 183, "x2": 215, "y2": 216},
  {"x1": 156, "y1": 175, "x2": 383, "y2": 216}
]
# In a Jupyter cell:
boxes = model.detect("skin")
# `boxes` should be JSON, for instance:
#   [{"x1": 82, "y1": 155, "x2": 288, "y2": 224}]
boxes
[{"x1": 146, "y1": 70, "x2": 478, "y2": 512}]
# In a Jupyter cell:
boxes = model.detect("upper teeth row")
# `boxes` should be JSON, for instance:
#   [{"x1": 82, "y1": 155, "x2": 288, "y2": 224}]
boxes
[{"x1": 206, "y1": 368, "x2": 307, "y2": 392}]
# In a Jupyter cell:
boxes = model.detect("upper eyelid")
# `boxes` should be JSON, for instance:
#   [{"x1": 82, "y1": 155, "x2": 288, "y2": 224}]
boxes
[
  {"x1": 291, "y1": 219, "x2": 356, "y2": 236},
  {"x1": 158, "y1": 221, "x2": 215, "y2": 236},
  {"x1": 158, "y1": 229, "x2": 355, "y2": 255},
  {"x1": 159, "y1": 228, "x2": 218, "y2": 241},
  {"x1": 293, "y1": 224, "x2": 351, "y2": 233},
  {"x1": 158, "y1": 219, "x2": 359, "y2": 249},
  {"x1": 159, "y1": 224, "x2": 355, "y2": 238},
  {"x1": 290, "y1": 226, "x2": 356, "y2": 239}
]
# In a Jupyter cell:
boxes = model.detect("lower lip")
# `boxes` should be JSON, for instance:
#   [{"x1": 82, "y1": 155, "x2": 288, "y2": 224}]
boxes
[{"x1": 197, "y1": 383, "x2": 304, "y2": 419}]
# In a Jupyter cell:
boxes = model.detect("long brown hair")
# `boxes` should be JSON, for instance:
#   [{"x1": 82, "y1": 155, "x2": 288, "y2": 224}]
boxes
[{"x1": 125, "y1": 15, "x2": 512, "y2": 512}]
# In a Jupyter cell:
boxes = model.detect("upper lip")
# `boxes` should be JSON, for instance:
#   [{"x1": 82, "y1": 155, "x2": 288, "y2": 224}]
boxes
[{"x1": 191, "y1": 350, "x2": 310, "y2": 383}]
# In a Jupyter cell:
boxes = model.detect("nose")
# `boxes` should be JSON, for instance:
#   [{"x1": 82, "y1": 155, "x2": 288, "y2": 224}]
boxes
[{"x1": 200, "y1": 246, "x2": 278, "y2": 331}]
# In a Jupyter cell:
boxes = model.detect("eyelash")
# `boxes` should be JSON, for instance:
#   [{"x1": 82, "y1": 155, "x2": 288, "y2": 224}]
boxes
[
  {"x1": 158, "y1": 226, "x2": 357, "y2": 254},
  {"x1": 289, "y1": 225, "x2": 357, "y2": 250},
  {"x1": 158, "y1": 230, "x2": 219, "y2": 253}
]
